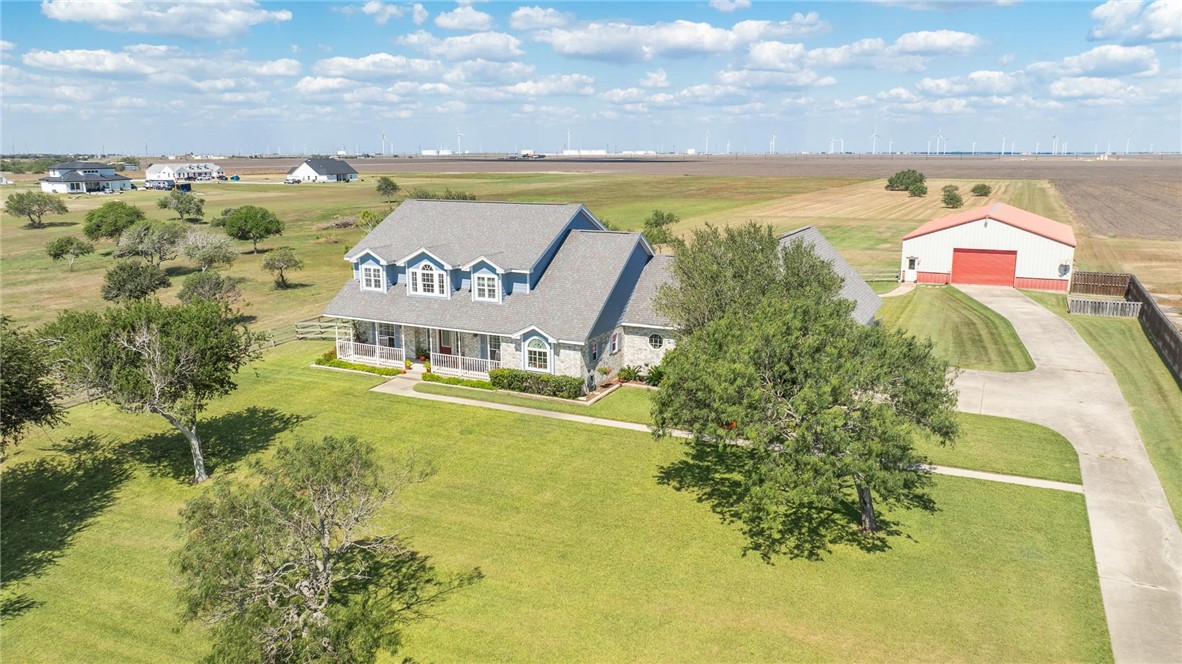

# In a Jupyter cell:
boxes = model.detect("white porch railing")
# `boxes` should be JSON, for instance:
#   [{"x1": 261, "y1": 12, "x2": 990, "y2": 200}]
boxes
[
  {"x1": 431, "y1": 352, "x2": 500, "y2": 378},
  {"x1": 337, "y1": 339, "x2": 404, "y2": 367}
]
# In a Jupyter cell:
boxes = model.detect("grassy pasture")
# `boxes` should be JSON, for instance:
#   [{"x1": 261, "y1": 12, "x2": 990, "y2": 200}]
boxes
[
  {"x1": 1024, "y1": 291, "x2": 1182, "y2": 529},
  {"x1": 1, "y1": 342, "x2": 1109, "y2": 663}
]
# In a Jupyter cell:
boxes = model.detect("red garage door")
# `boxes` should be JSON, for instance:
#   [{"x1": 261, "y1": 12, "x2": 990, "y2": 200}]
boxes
[{"x1": 951, "y1": 249, "x2": 1017, "y2": 286}]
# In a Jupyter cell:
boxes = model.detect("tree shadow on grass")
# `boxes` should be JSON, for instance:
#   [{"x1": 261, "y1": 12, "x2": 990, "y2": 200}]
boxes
[
  {"x1": 125, "y1": 406, "x2": 308, "y2": 482},
  {"x1": 274, "y1": 282, "x2": 311, "y2": 291},
  {"x1": 164, "y1": 264, "x2": 199, "y2": 278},
  {"x1": 656, "y1": 440, "x2": 930, "y2": 562},
  {"x1": 0, "y1": 434, "x2": 132, "y2": 618},
  {"x1": 26, "y1": 221, "x2": 79, "y2": 229}
]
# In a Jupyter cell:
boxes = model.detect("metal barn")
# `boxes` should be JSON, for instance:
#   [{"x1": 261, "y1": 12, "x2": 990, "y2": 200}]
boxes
[{"x1": 899, "y1": 202, "x2": 1077, "y2": 291}]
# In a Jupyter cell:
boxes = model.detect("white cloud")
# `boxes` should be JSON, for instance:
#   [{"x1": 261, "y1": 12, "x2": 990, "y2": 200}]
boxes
[
  {"x1": 892, "y1": 29, "x2": 986, "y2": 55},
  {"x1": 294, "y1": 76, "x2": 356, "y2": 95},
  {"x1": 314, "y1": 52, "x2": 443, "y2": 78},
  {"x1": 716, "y1": 68, "x2": 836, "y2": 89},
  {"x1": 412, "y1": 3, "x2": 428, "y2": 25},
  {"x1": 443, "y1": 58, "x2": 535, "y2": 83},
  {"x1": 709, "y1": 0, "x2": 751, "y2": 12},
  {"x1": 400, "y1": 31, "x2": 523, "y2": 61},
  {"x1": 1028, "y1": 44, "x2": 1159, "y2": 78},
  {"x1": 1090, "y1": 0, "x2": 1180, "y2": 42},
  {"x1": 0, "y1": 41, "x2": 14, "y2": 51},
  {"x1": 435, "y1": 6, "x2": 493, "y2": 31},
  {"x1": 747, "y1": 41, "x2": 808, "y2": 70},
  {"x1": 532, "y1": 16, "x2": 827, "y2": 63},
  {"x1": 509, "y1": 6, "x2": 570, "y2": 30},
  {"x1": 916, "y1": 70, "x2": 1018, "y2": 95},
  {"x1": 361, "y1": 0, "x2": 404, "y2": 25},
  {"x1": 22, "y1": 48, "x2": 156, "y2": 74},
  {"x1": 1049, "y1": 75, "x2": 1138, "y2": 98},
  {"x1": 251, "y1": 58, "x2": 302, "y2": 76},
  {"x1": 600, "y1": 87, "x2": 647, "y2": 103},
  {"x1": 113, "y1": 96, "x2": 147, "y2": 108},
  {"x1": 40, "y1": 0, "x2": 292, "y2": 39},
  {"x1": 877, "y1": 86, "x2": 919, "y2": 102},
  {"x1": 504, "y1": 73, "x2": 595, "y2": 96},
  {"x1": 640, "y1": 68, "x2": 670, "y2": 88}
]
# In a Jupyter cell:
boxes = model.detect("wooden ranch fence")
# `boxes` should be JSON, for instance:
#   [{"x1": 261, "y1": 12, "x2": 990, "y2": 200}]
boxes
[
  {"x1": 1070, "y1": 271, "x2": 1182, "y2": 383},
  {"x1": 255, "y1": 316, "x2": 349, "y2": 349},
  {"x1": 1067, "y1": 297, "x2": 1141, "y2": 318}
]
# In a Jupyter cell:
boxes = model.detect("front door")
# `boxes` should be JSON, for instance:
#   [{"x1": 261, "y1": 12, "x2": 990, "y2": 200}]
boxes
[{"x1": 438, "y1": 330, "x2": 455, "y2": 355}]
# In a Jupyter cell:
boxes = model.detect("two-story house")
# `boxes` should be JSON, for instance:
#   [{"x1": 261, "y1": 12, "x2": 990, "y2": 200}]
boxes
[
  {"x1": 323, "y1": 200, "x2": 670, "y2": 390},
  {"x1": 39, "y1": 161, "x2": 134, "y2": 194}
]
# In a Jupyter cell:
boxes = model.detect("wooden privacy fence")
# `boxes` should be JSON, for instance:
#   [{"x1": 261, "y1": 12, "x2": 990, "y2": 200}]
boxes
[
  {"x1": 1071, "y1": 271, "x2": 1182, "y2": 384},
  {"x1": 1068, "y1": 297, "x2": 1141, "y2": 318},
  {"x1": 1070, "y1": 271, "x2": 1130, "y2": 296}
]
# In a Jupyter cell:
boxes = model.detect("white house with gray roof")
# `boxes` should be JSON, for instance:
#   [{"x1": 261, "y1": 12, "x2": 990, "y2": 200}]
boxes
[
  {"x1": 323, "y1": 200, "x2": 881, "y2": 392},
  {"x1": 287, "y1": 158, "x2": 358, "y2": 183},
  {"x1": 39, "y1": 161, "x2": 133, "y2": 194}
]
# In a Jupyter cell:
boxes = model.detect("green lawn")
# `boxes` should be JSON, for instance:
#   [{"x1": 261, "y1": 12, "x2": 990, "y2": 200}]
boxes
[
  {"x1": 418, "y1": 380, "x2": 1080, "y2": 484},
  {"x1": 878, "y1": 286, "x2": 1035, "y2": 372},
  {"x1": 415, "y1": 382, "x2": 655, "y2": 424},
  {"x1": 1024, "y1": 291, "x2": 1182, "y2": 529},
  {"x1": 1, "y1": 342, "x2": 1109, "y2": 662}
]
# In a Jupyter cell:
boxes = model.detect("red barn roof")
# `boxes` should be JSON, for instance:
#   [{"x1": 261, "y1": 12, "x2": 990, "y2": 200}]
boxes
[{"x1": 902, "y1": 202, "x2": 1077, "y2": 247}]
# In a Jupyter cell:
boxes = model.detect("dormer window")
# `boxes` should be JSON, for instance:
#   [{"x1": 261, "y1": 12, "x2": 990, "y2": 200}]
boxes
[
  {"x1": 409, "y1": 263, "x2": 447, "y2": 297},
  {"x1": 473, "y1": 274, "x2": 499, "y2": 302},
  {"x1": 360, "y1": 265, "x2": 384, "y2": 291}
]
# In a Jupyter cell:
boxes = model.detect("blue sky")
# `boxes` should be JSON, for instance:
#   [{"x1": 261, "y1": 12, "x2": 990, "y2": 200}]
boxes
[{"x1": 2, "y1": 0, "x2": 1179, "y2": 155}]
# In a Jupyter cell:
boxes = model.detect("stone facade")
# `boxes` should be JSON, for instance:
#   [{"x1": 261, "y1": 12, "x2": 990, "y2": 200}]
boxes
[{"x1": 623, "y1": 325, "x2": 674, "y2": 369}]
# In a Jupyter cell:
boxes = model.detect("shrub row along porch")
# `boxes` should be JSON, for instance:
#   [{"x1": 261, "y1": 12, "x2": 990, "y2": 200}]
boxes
[{"x1": 335, "y1": 321, "x2": 501, "y2": 378}]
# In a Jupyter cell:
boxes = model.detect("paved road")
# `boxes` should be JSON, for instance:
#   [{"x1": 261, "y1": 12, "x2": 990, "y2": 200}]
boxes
[
  {"x1": 374, "y1": 379, "x2": 1084, "y2": 491},
  {"x1": 954, "y1": 285, "x2": 1182, "y2": 664}
]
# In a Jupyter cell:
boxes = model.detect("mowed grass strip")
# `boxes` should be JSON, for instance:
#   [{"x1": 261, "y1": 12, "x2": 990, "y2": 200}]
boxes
[
  {"x1": 418, "y1": 380, "x2": 1080, "y2": 483},
  {"x1": 1024, "y1": 291, "x2": 1182, "y2": 529},
  {"x1": 878, "y1": 286, "x2": 1035, "y2": 372},
  {"x1": 1, "y1": 342, "x2": 1109, "y2": 663}
]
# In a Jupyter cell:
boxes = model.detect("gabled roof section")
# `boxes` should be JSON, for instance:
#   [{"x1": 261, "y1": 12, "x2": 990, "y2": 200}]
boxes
[
  {"x1": 781, "y1": 226, "x2": 882, "y2": 325},
  {"x1": 622, "y1": 254, "x2": 675, "y2": 329},
  {"x1": 40, "y1": 171, "x2": 131, "y2": 183},
  {"x1": 50, "y1": 161, "x2": 112, "y2": 170},
  {"x1": 344, "y1": 199, "x2": 588, "y2": 270},
  {"x1": 298, "y1": 158, "x2": 357, "y2": 175},
  {"x1": 902, "y1": 202, "x2": 1077, "y2": 247}
]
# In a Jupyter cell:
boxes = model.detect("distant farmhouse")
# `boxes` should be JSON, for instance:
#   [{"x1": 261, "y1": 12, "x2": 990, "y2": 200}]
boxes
[
  {"x1": 286, "y1": 158, "x2": 358, "y2": 183},
  {"x1": 39, "y1": 161, "x2": 134, "y2": 194},
  {"x1": 145, "y1": 162, "x2": 224, "y2": 184},
  {"x1": 323, "y1": 200, "x2": 880, "y2": 391},
  {"x1": 901, "y1": 202, "x2": 1076, "y2": 291}
]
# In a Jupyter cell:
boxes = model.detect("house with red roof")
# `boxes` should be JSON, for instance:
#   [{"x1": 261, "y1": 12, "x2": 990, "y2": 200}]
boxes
[{"x1": 900, "y1": 202, "x2": 1077, "y2": 291}]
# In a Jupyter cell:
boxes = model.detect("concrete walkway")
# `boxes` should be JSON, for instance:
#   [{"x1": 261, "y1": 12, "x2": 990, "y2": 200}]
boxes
[
  {"x1": 373, "y1": 378, "x2": 1085, "y2": 493},
  {"x1": 954, "y1": 285, "x2": 1182, "y2": 664}
]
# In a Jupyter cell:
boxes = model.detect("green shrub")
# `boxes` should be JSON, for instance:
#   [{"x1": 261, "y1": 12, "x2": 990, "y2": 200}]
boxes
[
  {"x1": 971, "y1": 183, "x2": 992, "y2": 196},
  {"x1": 644, "y1": 364, "x2": 665, "y2": 386},
  {"x1": 908, "y1": 182, "x2": 928, "y2": 197},
  {"x1": 886, "y1": 169, "x2": 925, "y2": 191},
  {"x1": 489, "y1": 368, "x2": 583, "y2": 399},
  {"x1": 422, "y1": 372, "x2": 495, "y2": 390},
  {"x1": 942, "y1": 188, "x2": 964, "y2": 209},
  {"x1": 618, "y1": 365, "x2": 642, "y2": 382},
  {"x1": 314, "y1": 350, "x2": 401, "y2": 376}
]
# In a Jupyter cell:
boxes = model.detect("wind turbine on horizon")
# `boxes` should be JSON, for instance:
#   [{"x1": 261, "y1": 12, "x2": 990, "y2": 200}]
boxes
[
  {"x1": 769, "y1": 133, "x2": 776, "y2": 154},
  {"x1": 456, "y1": 129, "x2": 464, "y2": 154},
  {"x1": 1125, "y1": 129, "x2": 1135, "y2": 155},
  {"x1": 935, "y1": 127, "x2": 945, "y2": 155},
  {"x1": 871, "y1": 125, "x2": 880, "y2": 155}
]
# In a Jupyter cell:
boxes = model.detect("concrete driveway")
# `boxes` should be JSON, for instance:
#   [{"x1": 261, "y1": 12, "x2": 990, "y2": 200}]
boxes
[{"x1": 954, "y1": 285, "x2": 1182, "y2": 664}]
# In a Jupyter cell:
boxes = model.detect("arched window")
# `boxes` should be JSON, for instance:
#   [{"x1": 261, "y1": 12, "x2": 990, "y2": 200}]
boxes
[
  {"x1": 649, "y1": 333, "x2": 664, "y2": 349},
  {"x1": 409, "y1": 262, "x2": 446, "y2": 296},
  {"x1": 526, "y1": 338, "x2": 550, "y2": 372}
]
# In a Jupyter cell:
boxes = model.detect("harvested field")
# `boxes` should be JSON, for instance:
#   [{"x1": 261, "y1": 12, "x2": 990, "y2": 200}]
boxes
[{"x1": 1054, "y1": 177, "x2": 1181, "y2": 240}]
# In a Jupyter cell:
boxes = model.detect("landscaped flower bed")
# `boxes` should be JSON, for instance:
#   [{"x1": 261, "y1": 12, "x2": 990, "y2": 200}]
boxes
[{"x1": 315, "y1": 349, "x2": 402, "y2": 376}]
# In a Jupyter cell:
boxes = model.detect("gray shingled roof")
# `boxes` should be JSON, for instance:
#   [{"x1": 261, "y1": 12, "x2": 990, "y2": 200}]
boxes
[
  {"x1": 324, "y1": 230, "x2": 646, "y2": 342},
  {"x1": 345, "y1": 199, "x2": 589, "y2": 269},
  {"x1": 780, "y1": 226, "x2": 882, "y2": 325},
  {"x1": 621, "y1": 254, "x2": 674, "y2": 328},
  {"x1": 621, "y1": 227, "x2": 882, "y2": 329},
  {"x1": 50, "y1": 161, "x2": 112, "y2": 170},
  {"x1": 299, "y1": 158, "x2": 357, "y2": 175},
  {"x1": 40, "y1": 171, "x2": 131, "y2": 183}
]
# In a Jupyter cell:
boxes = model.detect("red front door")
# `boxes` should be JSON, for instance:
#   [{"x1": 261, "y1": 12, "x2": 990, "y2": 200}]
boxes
[
  {"x1": 438, "y1": 330, "x2": 454, "y2": 355},
  {"x1": 951, "y1": 248, "x2": 1017, "y2": 287}
]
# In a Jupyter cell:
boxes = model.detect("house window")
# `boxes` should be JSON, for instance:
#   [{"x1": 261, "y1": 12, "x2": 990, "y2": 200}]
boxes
[
  {"x1": 409, "y1": 263, "x2": 446, "y2": 297},
  {"x1": 907, "y1": 257, "x2": 918, "y2": 270},
  {"x1": 489, "y1": 336, "x2": 502, "y2": 362},
  {"x1": 590, "y1": 341, "x2": 599, "y2": 361},
  {"x1": 649, "y1": 333, "x2": 664, "y2": 349},
  {"x1": 361, "y1": 265, "x2": 383, "y2": 291},
  {"x1": 474, "y1": 274, "x2": 499, "y2": 302},
  {"x1": 526, "y1": 338, "x2": 550, "y2": 372},
  {"x1": 377, "y1": 323, "x2": 399, "y2": 348},
  {"x1": 609, "y1": 332, "x2": 620, "y2": 354}
]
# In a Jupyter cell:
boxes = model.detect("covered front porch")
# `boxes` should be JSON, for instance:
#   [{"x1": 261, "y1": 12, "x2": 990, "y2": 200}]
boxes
[{"x1": 334, "y1": 320, "x2": 503, "y2": 379}]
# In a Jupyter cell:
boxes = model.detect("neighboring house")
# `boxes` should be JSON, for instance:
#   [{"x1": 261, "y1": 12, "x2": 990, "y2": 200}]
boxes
[
  {"x1": 782, "y1": 225, "x2": 883, "y2": 324},
  {"x1": 39, "y1": 161, "x2": 134, "y2": 194},
  {"x1": 286, "y1": 158, "x2": 358, "y2": 183},
  {"x1": 145, "y1": 162, "x2": 223, "y2": 184},
  {"x1": 0, "y1": 173, "x2": 12, "y2": 186},
  {"x1": 900, "y1": 202, "x2": 1077, "y2": 291},
  {"x1": 323, "y1": 201, "x2": 882, "y2": 390}
]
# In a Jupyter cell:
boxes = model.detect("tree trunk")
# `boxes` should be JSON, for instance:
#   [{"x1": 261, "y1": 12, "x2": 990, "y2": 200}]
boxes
[
  {"x1": 856, "y1": 482, "x2": 877, "y2": 534},
  {"x1": 156, "y1": 410, "x2": 209, "y2": 483},
  {"x1": 252, "y1": 238, "x2": 259, "y2": 253}
]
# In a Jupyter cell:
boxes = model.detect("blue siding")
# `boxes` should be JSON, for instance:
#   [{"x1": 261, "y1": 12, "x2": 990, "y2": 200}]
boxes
[
  {"x1": 355, "y1": 254, "x2": 385, "y2": 288},
  {"x1": 528, "y1": 209, "x2": 598, "y2": 290},
  {"x1": 389, "y1": 264, "x2": 405, "y2": 286},
  {"x1": 506, "y1": 272, "x2": 529, "y2": 295},
  {"x1": 588, "y1": 240, "x2": 650, "y2": 340}
]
